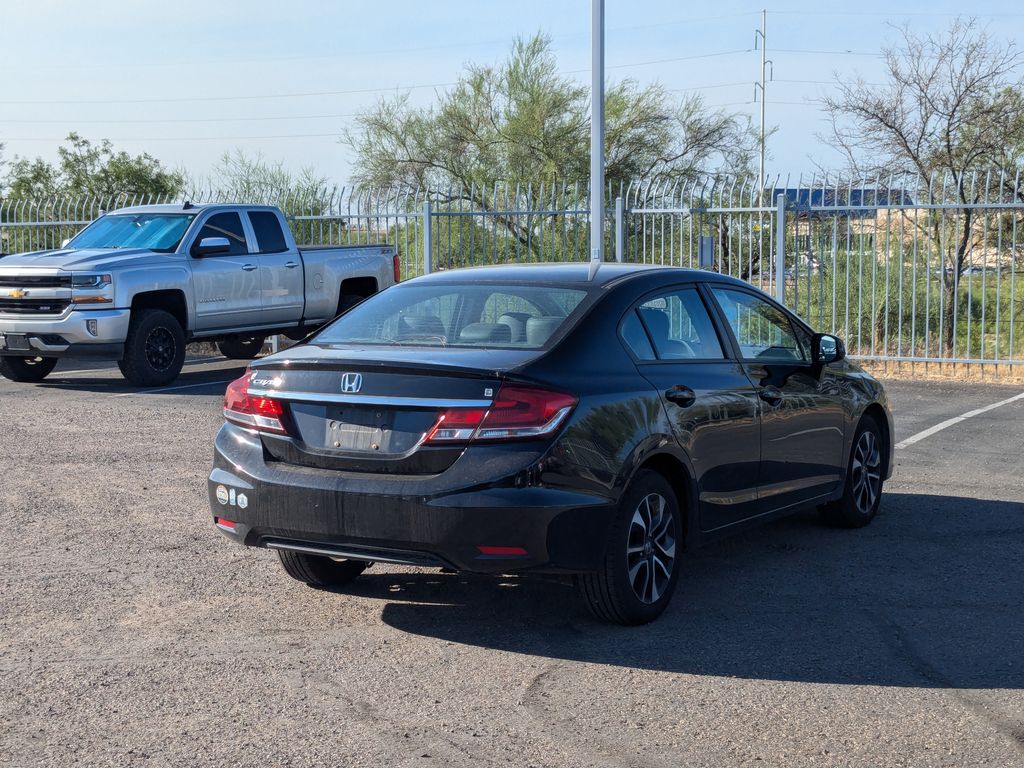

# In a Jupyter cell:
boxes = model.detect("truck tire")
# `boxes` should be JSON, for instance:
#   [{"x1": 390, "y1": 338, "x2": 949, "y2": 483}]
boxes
[
  {"x1": 277, "y1": 550, "x2": 369, "y2": 588},
  {"x1": 218, "y1": 335, "x2": 266, "y2": 360},
  {"x1": 117, "y1": 309, "x2": 186, "y2": 387},
  {"x1": 0, "y1": 355, "x2": 58, "y2": 383}
]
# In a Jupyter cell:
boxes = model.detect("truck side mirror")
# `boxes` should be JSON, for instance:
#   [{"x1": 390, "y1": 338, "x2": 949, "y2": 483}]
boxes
[
  {"x1": 812, "y1": 333, "x2": 845, "y2": 365},
  {"x1": 192, "y1": 236, "x2": 231, "y2": 257}
]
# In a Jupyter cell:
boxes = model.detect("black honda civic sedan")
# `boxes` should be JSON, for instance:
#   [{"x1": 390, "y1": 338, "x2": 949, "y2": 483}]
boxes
[{"x1": 209, "y1": 263, "x2": 893, "y2": 624}]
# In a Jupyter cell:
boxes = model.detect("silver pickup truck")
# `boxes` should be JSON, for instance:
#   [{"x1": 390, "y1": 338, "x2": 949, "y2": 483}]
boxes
[{"x1": 0, "y1": 203, "x2": 398, "y2": 386}]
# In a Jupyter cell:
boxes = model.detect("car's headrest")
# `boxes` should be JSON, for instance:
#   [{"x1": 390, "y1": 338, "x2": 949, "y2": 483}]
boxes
[
  {"x1": 639, "y1": 308, "x2": 670, "y2": 341},
  {"x1": 459, "y1": 322, "x2": 512, "y2": 344},
  {"x1": 525, "y1": 316, "x2": 563, "y2": 347},
  {"x1": 497, "y1": 312, "x2": 531, "y2": 343},
  {"x1": 398, "y1": 314, "x2": 445, "y2": 337}
]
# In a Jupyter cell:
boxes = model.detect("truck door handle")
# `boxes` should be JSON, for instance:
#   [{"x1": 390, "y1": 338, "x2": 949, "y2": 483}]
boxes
[
  {"x1": 758, "y1": 386, "x2": 783, "y2": 405},
  {"x1": 241, "y1": 264, "x2": 258, "y2": 272},
  {"x1": 665, "y1": 385, "x2": 696, "y2": 407},
  {"x1": 284, "y1": 261, "x2": 300, "y2": 269}
]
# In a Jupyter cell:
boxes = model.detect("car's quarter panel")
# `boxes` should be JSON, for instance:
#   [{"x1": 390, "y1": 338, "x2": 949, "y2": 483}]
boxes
[{"x1": 299, "y1": 246, "x2": 395, "y2": 324}]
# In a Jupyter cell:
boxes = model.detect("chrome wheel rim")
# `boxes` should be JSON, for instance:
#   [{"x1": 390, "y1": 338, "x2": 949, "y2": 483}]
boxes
[
  {"x1": 626, "y1": 492, "x2": 676, "y2": 604},
  {"x1": 145, "y1": 327, "x2": 176, "y2": 372},
  {"x1": 851, "y1": 430, "x2": 882, "y2": 515}
]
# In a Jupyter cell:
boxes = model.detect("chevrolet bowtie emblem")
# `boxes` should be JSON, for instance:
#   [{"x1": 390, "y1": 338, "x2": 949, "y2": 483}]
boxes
[{"x1": 8, "y1": 288, "x2": 26, "y2": 299}]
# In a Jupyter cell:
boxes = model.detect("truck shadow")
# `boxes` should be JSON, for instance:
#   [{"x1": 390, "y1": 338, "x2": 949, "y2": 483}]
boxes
[
  {"x1": 350, "y1": 493, "x2": 1024, "y2": 689},
  {"x1": 36, "y1": 360, "x2": 246, "y2": 395}
]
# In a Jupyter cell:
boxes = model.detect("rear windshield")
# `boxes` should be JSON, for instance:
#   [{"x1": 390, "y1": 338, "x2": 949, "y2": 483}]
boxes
[
  {"x1": 313, "y1": 282, "x2": 590, "y2": 349},
  {"x1": 69, "y1": 213, "x2": 195, "y2": 253}
]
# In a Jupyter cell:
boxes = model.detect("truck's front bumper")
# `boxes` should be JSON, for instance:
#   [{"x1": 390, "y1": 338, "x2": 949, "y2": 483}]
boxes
[{"x1": 0, "y1": 308, "x2": 130, "y2": 359}]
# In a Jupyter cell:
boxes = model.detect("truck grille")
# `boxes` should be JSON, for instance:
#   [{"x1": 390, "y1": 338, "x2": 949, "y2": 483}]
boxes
[
  {"x1": 0, "y1": 275, "x2": 72, "y2": 288},
  {"x1": 0, "y1": 299, "x2": 71, "y2": 315}
]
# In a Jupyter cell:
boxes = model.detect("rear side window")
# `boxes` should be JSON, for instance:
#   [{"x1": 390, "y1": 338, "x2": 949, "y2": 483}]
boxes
[
  {"x1": 314, "y1": 283, "x2": 590, "y2": 349},
  {"x1": 634, "y1": 287, "x2": 724, "y2": 360},
  {"x1": 195, "y1": 212, "x2": 248, "y2": 255},
  {"x1": 249, "y1": 211, "x2": 288, "y2": 253}
]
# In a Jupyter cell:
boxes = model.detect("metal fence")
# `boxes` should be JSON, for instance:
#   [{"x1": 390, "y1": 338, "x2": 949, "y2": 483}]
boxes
[{"x1": 2, "y1": 170, "x2": 1023, "y2": 366}]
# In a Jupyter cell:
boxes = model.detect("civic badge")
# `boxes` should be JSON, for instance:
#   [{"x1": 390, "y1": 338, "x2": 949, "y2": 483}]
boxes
[
  {"x1": 8, "y1": 288, "x2": 27, "y2": 299},
  {"x1": 340, "y1": 372, "x2": 362, "y2": 393}
]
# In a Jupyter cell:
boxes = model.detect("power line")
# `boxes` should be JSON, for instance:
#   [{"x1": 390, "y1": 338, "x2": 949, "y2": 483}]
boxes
[
  {"x1": 0, "y1": 113, "x2": 359, "y2": 125},
  {"x1": 0, "y1": 133, "x2": 346, "y2": 142}
]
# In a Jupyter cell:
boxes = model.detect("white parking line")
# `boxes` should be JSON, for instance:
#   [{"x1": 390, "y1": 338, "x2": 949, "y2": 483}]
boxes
[
  {"x1": 112, "y1": 379, "x2": 235, "y2": 398},
  {"x1": 895, "y1": 391, "x2": 1024, "y2": 449}
]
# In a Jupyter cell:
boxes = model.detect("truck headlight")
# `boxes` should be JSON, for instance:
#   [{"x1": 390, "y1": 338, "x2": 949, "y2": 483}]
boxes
[
  {"x1": 71, "y1": 273, "x2": 112, "y2": 289},
  {"x1": 71, "y1": 273, "x2": 114, "y2": 304}
]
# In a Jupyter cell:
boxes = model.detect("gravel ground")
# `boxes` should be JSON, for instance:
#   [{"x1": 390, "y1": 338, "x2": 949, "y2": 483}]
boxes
[{"x1": 1, "y1": 361, "x2": 1022, "y2": 767}]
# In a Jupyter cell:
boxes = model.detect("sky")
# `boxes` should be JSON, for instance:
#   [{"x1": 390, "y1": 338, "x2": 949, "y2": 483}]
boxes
[{"x1": 1, "y1": 0, "x2": 1023, "y2": 186}]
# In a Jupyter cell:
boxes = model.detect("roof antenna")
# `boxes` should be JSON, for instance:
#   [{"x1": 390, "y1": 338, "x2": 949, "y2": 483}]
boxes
[
  {"x1": 183, "y1": 200, "x2": 193, "y2": 210},
  {"x1": 587, "y1": 259, "x2": 601, "y2": 282}
]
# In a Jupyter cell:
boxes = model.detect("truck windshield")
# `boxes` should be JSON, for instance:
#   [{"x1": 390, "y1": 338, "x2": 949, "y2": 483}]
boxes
[{"x1": 68, "y1": 213, "x2": 196, "y2": 253}]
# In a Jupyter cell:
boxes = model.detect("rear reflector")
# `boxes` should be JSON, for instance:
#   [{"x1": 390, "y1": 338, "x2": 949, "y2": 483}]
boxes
[
  {"x1": 424, "y1": 383, "x2": 576, "y2": 444},
  {"x1": 224, "y1": 372, "x2": 288, "y2": 434},
  {"x1": 477, "y1": 545, "x2": 529, "y2": 557},
  {"x1": 215, "y1": 517, "x2": 237, "y2": 533}
]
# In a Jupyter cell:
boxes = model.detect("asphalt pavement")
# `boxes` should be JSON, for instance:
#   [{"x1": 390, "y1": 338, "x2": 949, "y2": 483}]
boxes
[{"x1": 0, "y1": 358, "x2": 1022, "y2": 767}]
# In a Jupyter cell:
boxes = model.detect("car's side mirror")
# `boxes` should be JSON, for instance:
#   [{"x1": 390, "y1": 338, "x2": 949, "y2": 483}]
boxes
[
  {"x1": 192, "y1": 236, "x2": 231, "y2": 257},
  {"x1": 812, "y1": 333, "x2": 845, "y2": 365}
]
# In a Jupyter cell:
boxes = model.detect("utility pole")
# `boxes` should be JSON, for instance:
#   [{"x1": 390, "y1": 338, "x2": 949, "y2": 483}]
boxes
[
  {"x1": 754, "y1": 9, "x2": 772, "y2": 203},
  {"x1": 590, "y1": 0, "x2": 605, "y2": 262}
]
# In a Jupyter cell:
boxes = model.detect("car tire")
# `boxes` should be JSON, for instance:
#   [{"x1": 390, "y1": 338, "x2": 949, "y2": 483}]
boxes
[
  {"x1": 0, "y1": 355, "x2": 58, "y2": 382},
  {"x1": 218, "y1": 335, "x2": 266, "y2": 360},
  {"x1": 819, "y1": 414, "x2": 885, "y2": 528},
  {"x1": 576, "y1": 469, "x2": 683, "y2": 625},
  {"x1": 277, "y1": 550, "x2": 370, "y2": 588},
  {"x1": 117, "y1": 309, "x2": 186, "y2": 387}
]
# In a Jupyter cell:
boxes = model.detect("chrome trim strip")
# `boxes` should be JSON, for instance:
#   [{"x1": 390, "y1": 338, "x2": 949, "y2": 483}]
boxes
[{"x1": 247, "y1": 388, "x2": 492, "y2": 408}]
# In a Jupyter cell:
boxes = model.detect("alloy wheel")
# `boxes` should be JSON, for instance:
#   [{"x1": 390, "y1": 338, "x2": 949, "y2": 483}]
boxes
[
  {"x1": 851, "y1": 430, "x2": 882, "y2": 515},
  {"x1": 626, "y1": 492, "x2": 676, "y2": 604},
  {"x1": 145, "y1": 327, "x2": 176, "y2": 372}
]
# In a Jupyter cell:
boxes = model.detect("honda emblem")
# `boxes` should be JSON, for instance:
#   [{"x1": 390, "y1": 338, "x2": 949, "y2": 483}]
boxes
[{"x1": 340, "y1": 373, "x2": 362, "y2": 394}]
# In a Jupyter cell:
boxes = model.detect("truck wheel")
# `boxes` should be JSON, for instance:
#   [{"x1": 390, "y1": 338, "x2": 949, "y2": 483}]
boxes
[
  {"x1": 0, "y1": 355, "x2": 58, "y2": 383},
  {"x1": 117, "y1": 309, "x2": 185, "y2": 387},
  {"x1": 218, "y1": 335, "x2": 266, "y2": 360},
  {"x1": 576, "y1": 469, "x2": 683, "y2": 625},
  {"x1": 277, "y1": 550, "x2": 369, "y2": 588}
]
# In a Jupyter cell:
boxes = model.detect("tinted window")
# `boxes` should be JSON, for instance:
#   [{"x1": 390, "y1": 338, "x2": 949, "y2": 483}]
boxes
[
  {"x1": 620, "y1": 311, "x2": 656, "y2": 360},
  {"x1": 314, "y1": 283, "x2": 589, "y2": 349},
  {"x1": 195, "y1": 212, "x2": 247, "y2": 256},
  {"x1": 636, "y1": 288, "x2": 723, "y2": 360},
  {"x1": 711, "y1": 287, "x2": 806, "y2": 362},
  {"x1": 249, "y1": 211, "x2": 288, "y2": 253}
]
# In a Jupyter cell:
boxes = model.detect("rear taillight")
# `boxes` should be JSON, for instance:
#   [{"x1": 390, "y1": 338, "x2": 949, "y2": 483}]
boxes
[
  {"x1": 224, "y1": 373, "x2": 288, "y2": 434},
  {"x1": 425, "y1": 384, "x2": 576, "y2": 444},
  {"x1": 393, "y1": 254, "x2": 401, "y2": 283}
]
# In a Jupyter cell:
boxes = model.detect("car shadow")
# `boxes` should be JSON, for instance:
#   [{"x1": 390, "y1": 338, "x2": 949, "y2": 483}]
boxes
[
  {"x1": 37, "y1": 361, "x2": 247, "y2": 395},
  {"x1": 340, "y1": 493, "x2": 1023, "y2": 689}
]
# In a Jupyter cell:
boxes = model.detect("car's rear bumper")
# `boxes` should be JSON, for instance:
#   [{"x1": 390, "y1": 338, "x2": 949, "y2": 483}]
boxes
[{"x1": 208, "y1": 424, "x2": 616, "y2": 574}]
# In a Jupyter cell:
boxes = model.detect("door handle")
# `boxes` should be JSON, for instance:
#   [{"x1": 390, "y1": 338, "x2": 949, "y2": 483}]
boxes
[
  {"x1": 241, "y1": 264, "x2": 258, "y2": 272},
  {"x1": 758, "y1": 386, "x2": 783, "y2": 406},
  {"x1": 284, "y1": 261, "x2": 300, "y2": 269},
  {"x1": 665, "y1": 385, "x2": 696, "y2": 407}
]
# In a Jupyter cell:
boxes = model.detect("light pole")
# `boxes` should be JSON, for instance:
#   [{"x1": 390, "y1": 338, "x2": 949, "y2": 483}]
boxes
[{"x1": 590, "y1": 0, "x2": 605, "y2": 262}]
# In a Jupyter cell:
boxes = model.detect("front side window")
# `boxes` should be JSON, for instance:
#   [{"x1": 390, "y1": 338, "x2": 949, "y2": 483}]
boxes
[
  {"x1": 711, "y1": 287, "x2": 806, "y2": 362},
  {"x1": 628, "y1": 287, "x2": 724, "y2": 360},
  {"x1": 194, "y1": 212, "x2": 248, "y2": 256},
  {"x1": 314, "y1": 283, "x2": 590, "y2": 349},
  {"x1": 68, "y1": 213, "x2": 195, "y2": 253}
]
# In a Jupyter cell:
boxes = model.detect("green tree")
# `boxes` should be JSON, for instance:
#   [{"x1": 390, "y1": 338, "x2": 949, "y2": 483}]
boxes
[
  {"x1": 4, "y1": 133, "x2": 184, "y2": 200},
  {"x1": 344, "y1": 33, "x2": 757, "y2": 262}
]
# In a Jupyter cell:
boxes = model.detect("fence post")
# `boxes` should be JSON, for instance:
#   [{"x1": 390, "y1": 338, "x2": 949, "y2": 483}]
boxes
[
  {"x1": 422, "y1": 199, "x2": 432, "y2": 275},
  {"x1": 774, "y1": 193, "x2": 785, "y2": 304},
  {"x1": 614, "y1": 196, "x2": 625, "y2": 263}
]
